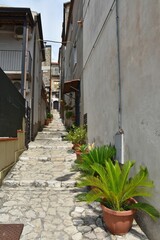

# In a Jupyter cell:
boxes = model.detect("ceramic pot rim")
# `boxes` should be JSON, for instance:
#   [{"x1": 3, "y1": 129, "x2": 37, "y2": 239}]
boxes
[{"x1": 101, "y1": 198, "x2": 137, "y2": 216}]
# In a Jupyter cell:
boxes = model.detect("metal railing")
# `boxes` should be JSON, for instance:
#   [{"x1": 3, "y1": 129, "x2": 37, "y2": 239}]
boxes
[
  {"x1": 0, "y1": 50, "x2": 32, "y2": 75},
  {"x1": 0, "y1": 68, "x2": 25, "y2": 137}
]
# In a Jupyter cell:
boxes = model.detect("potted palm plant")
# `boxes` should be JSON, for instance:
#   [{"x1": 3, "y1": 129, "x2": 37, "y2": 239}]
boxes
[
  {"x1": 74, "y1": 144, "x2": 89, "y2": 161},
  {"x1": 47, "y1": 112, "x2": 53, "y2": 123},
  {"x1": 74, "y1": 143, "x2": 96, "y2": 161},
  {"x1": 77, "y1": 159, "x2": 160, "y2": 235},
  {"x1": 74, "y1": 145, "x2": 116, "y2": 175}
]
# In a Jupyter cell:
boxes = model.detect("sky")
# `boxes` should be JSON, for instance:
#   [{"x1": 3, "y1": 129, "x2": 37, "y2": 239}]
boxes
[{"x1": 0, "y1": 0, "x2": 68, "y2": 61}]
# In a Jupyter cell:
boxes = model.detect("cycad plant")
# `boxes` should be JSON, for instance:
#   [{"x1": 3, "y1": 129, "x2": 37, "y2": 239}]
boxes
[
  {"x1": 77, "y1": 159, "x2": 160, "y2": 220},
  {"x1": 75, "y1": 144, "x2": 88, "y2": 153},
  {"x1": 74, "y1": 145, "x2": 116, "y2": 176}
]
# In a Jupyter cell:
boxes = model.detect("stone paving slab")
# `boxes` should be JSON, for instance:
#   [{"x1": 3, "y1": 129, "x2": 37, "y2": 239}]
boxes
[
  {"x1": 37, "y1": 129, "x2": 66, "y2": 134},
  {"x1": 28, "y1": 139, "x2": 72, "y2": 149},
  {"x1": 0, "y1": 110, "x2": 149, "y2": 240},
  {"x1": 42, "y1": 127, "x2": 66, "y2": 132},
  {"x1": 3, "y1": 153, "x2": 78, "y2": 188},
  {"x1": 19, "y1": 148, "x2": 75, "y2": 160},
  {"x1": 0, "y1": 187, "x2": 148, "y2": 240}
]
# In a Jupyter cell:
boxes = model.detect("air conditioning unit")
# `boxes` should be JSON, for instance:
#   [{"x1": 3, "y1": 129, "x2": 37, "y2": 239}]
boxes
[
  {"x1": 14, "y1": 26, "x2": 23, "y2": 39},
  {"x1": 14, "y1": 26, "x2": 32, "y2": 40}
]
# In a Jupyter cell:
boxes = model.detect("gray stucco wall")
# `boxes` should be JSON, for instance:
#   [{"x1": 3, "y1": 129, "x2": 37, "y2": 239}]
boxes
[
  {"x1": 64, "y1": 0, "x2": 83, "y2": 81},
  {"x1": 83, "y1": 0, "x2": 160, "y2": 238},
  {"x1": 120, "y1": 0, "x2": 160, "y2": 199},
  {"x1": 62, "y1": 0, "x2": 83, "y2": 126},
  {"x1": 83, "y1": 1, "x2": 119, "y2": 145},
  {"x1": 119, "y1": 1, "x2": 160, "y2": 238}
]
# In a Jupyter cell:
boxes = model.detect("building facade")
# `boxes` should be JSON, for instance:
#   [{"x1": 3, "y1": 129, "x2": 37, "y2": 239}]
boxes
[
  {"x1": 0, "y1": 7, "x2": 46, "y2": 141},
  {"x1": 61, "y1": 0, "x2": 160, "y2": 238},
  {"x1": 60, "y1": 0, "x2": 83, "y2": 127},
  {"x1": 51, "y1": 62, "x2": 60, "y2": 110},
  {"x1": 42, "y1": 45, "x2": 51, "y2": 114}
]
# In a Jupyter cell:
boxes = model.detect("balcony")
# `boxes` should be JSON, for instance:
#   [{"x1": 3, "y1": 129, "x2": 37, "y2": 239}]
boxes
[{"x1": 0, "y1": 50, "x2": 32, "y2": 80}]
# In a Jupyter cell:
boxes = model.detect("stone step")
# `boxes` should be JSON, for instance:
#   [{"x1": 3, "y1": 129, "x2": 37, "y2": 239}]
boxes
[
  {"x1": 35, "y1": 136, "x2": 62, "y2": 140},
  {"x1": 19, "y1": 153, "x2": 76, "y2": 162},
  {"x1": 19, "y1": 148, "x2": 75, "y2": 160},
  {"x1": 42, "y1": 127, "x2": 66, "y2": 131},
  {"x1": 37, "y1": 131, "x2": 65, "y2": 135},
  {"x1": 41, "y1": 130, "x2": 66, "y2": 134},
  {"x1": 28, "y1": 145, "x2": 72, "y2": 150},
  {"x1": 3, "y1": 153, "x2": 78, "y2": 189},
  {"x1": 28, "y1": 140, "x2": 72, "y2": 149},
  {"x1": 19, "y1": 155, "x2": 75, "y2": 161},
  {"x1": 2, "y1": 178, "x2": 77, "y2": 189},
  {"x1": 40, "y1": 131, "x2": 67, "y2": 135}
]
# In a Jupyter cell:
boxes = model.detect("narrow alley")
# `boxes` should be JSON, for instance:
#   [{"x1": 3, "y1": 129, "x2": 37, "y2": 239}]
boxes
[{"x1": 0, "y1": 111, "x2": 148, "y2": 240}]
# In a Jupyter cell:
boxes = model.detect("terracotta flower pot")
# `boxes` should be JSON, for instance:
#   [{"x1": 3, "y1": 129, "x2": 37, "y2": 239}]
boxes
[
  {"x1": 75, "y1": 150, "x2": 82, "y2": 161},
  {"x1": 45, "y1": 119, "x2": 49, "y2": 125},
  {"x1": 101, "y1": 198, "x2": 137, "y2": 236},
  {"x1": 75, "y1": 148, "x2": 89, "y2": 161},
  {"x1": 72, "y1": 143, "x2": 81, "y2": 150}
]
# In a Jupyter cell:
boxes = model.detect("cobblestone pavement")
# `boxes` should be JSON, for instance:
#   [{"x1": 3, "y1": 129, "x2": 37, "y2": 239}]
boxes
[{"x1": 0, "y1": 110, "x2": 148, "y2": 240}]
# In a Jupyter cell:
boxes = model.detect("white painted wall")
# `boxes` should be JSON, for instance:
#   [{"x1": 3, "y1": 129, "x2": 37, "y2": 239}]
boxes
[{"x1": 0, "y1": 17, "x2": 45, "y2": 139}]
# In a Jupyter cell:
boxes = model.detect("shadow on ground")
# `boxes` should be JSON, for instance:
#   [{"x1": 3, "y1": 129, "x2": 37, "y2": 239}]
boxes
[{"x1": 56, "y1": 173, "x2": 76, "y2": 181}]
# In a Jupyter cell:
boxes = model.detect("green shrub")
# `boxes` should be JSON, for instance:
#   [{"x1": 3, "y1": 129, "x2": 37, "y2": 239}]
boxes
[
  {"x1": 65, "y1": 125, "x2": 87, "y2": 144},
  {"x1": 47, "y1": 112, "x2": 53, "y2": 119},
  {"x1": 65, "y1": 111, "x2": 73, "y2": 119}
]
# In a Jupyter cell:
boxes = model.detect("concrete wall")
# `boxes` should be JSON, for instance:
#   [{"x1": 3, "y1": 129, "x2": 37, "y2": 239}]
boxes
[
  {"x1": 62, "y1": 0, "x2": 83, "y2": 126},
  {"x1": 83, "y1": 0, "x2": 160, "y2": 238},
  {"x1": 32, "y1": 23, "x2": 44, "y2": 138},
  {"x1": 0, "y1": 32, "x2": 23, "y2": 50},
  {"x1": 51, "y1": 63, "x2": 60, "y2": 110},
  {"x1": 119, "y1": 1, "x2": 160, "y2": 238},
  {"x1": 42, "y1": 46, "x2": 51, "y2": 87},
  {"x1": 64, "y1": 0, "x2": 83, "y2": 80},
  {"x1": 0, "y1": 122, "x2": 25, "y2": 184},
  {"x1": 83, "y1": 0, "x2": 119, "y2": 145},
  {"x1": 40, "y1": 97, "x2": 47, "y2": 126}
]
